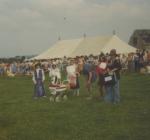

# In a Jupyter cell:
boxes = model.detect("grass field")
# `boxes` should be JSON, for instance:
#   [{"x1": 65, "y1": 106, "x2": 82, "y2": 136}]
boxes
[{"x1": 0, "y1": 74, "x2": 150, "y2": 140}]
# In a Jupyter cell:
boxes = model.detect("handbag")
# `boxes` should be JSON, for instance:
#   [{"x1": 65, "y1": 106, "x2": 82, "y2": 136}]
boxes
[{"x1": 103, "y1": 72, "x2": 116, "y2": 86}]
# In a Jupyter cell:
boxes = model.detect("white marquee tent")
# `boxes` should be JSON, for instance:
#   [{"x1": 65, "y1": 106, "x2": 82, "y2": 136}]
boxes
[{"x1": 32, "y1": 35, "x2": 136, "y2": 60}]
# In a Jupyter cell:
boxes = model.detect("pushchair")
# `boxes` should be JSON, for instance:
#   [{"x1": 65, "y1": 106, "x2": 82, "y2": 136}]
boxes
[
  {"x1": 49, "y1": 74, "x2": 77, "y2": 102},
  {"x1": 49, "y1": 76, "x2": 69, "y2": 102}
]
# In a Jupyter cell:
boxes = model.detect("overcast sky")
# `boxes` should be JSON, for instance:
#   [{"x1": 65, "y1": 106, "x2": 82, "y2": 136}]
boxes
[{"x1": 0, "y1": 0, "x2": 150, "y2": 57}]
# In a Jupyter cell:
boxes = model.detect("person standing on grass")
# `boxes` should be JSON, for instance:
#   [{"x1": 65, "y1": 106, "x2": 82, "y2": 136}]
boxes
[
  {"x1": 103, "y1": 64, "x2": 115, "y2": 103},
  {"x1": 109, "y1": 49, "x2": 122, "y2": 104},
  {"x1": 134, "y1": 50, "x2": 140, "y2": 72},
  {"x1": 32, "y1": 63, "x2": 46, "y2": 99},
  {"x1": 83, "y1": 60, "x2": 97, "y2": 100},
  {"x1": 66, "y1": 59, "x2": 80, "y2": 96},
  {"x1": 97, "y1": 56, "x2": 107, "y2": 99},
  {"x1": 74, "y1": 59, "x2": 80, "y2": 96}
]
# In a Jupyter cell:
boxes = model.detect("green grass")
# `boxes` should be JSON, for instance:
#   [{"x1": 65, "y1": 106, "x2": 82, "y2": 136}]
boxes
[{"x1": 0, "y1": 74, "x2": 150, "y2": 140}]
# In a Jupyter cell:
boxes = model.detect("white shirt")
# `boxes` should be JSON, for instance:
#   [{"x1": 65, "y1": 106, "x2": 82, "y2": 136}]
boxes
[
  {"x1": 49, "y1": 68, "x2": 61, "y2": 79},
  {"x1": 66, "y1": 64, "x2": 76, "y2": 77}
]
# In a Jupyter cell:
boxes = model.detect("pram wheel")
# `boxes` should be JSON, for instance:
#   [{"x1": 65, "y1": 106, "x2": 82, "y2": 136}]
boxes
[
  {"x1": 63, "y1": 95, "x2": 68, "y2": 101},
  {"x1": 49, "y1": 96, "x2": 55, "y2": 102},
  {"x1": 55, "y1": 95, "x2": 61, "y2": 102}
]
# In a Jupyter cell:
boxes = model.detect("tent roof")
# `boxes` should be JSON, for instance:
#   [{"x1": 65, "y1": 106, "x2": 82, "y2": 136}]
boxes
[
  {"x1": 70, "y1": 36, "x2": 111, "y2": 57},
  {"x1": 32, "y1": 35, "x2": 136, "y2": 60},
  {"x1": 101, "y1": 35, "x2": 136, "y2": 54},
  {"x1": 34, "y1": 39, "x2": 82, "y2": 59}
]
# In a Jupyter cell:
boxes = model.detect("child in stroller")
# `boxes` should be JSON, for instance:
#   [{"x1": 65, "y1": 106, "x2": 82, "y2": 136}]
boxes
[{"x1": 49, "y1": 64, "x2": 68, "y2": 102}]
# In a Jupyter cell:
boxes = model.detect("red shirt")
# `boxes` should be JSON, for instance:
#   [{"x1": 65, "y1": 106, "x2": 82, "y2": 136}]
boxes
[{"x1": 96, "y1": 62, "x2": 107, "y2": 75}]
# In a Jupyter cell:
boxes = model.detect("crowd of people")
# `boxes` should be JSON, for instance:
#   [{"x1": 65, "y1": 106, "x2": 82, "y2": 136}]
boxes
[
  {"x1": 0, "y1": 49, "x2": 150, "y2": 76},
  {"x1": 0, "y1": 49, "x2": 150, "y2": 103}
]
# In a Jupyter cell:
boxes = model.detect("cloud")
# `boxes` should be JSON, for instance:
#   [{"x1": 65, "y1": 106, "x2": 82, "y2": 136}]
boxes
[
  {"x1": 35, "y1": 0, "x2": 84, "y2": 7},
  {"x1": 77, "y1": 1, "x2": 150, "y2": 21},
  {"x1": 0, "y1": 0, "x2": 150, "y2": 57},
  {"x1": 1, "y1": 0, "x2": 149, "y2": 25},
  {"x1": 15, "y1": 8, "x2": 41, "y2": 18}
]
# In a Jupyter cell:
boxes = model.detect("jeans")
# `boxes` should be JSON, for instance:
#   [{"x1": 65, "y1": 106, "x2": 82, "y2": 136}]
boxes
[
  {"x1": 104, "y1": 86, "x2": 113, "y2": 103},
  {"x1": 104, "y1": 80, "x2": 120, "y2": 103},
  {"x1": 113, "y1": 80, "x2": 120, "y2": 103}
]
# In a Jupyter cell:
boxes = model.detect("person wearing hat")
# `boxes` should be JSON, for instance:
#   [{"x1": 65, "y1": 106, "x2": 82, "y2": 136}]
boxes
[
  {"x1": 32, "y1": 63, "x2": 46, "y2": 98},
  {"x1": 109, "y1": 49, "x2": 122, "y2": 104}
]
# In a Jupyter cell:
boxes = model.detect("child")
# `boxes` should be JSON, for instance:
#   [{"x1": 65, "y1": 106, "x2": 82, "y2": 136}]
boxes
[{"x1": 32, "y1": 63, "x2": 46, "y2": 98}]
